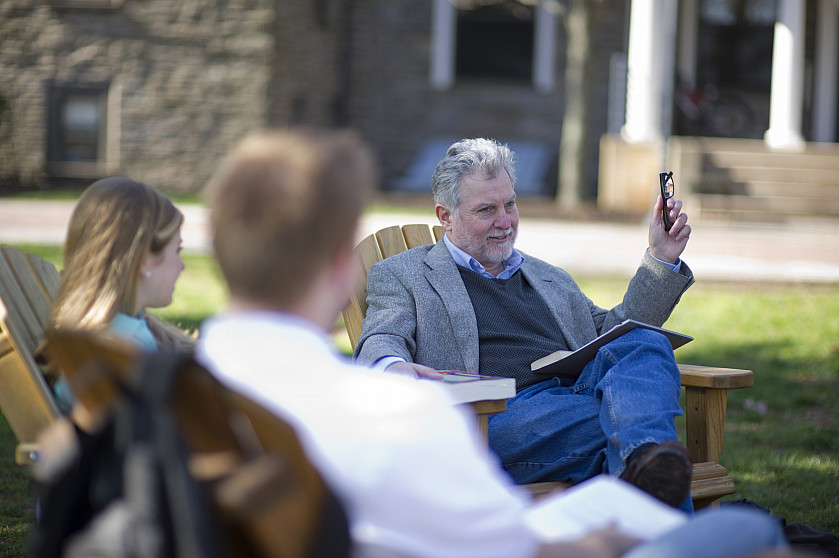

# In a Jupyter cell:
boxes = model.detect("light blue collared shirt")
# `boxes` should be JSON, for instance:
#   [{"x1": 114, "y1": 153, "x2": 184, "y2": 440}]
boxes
[
  {"x1": 53, "y1": 312, "x2": 158, "y2": 413},
  {"x1": 442, "y1": 234, "x2": 525, "y2": 279}
]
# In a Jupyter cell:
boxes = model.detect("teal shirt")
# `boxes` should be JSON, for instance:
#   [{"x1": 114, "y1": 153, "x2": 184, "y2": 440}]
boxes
[
  {"x1": 111, "y1": 312, "x2": 158, "y2": 351},
  {"x1": 52, "y1": 312, "x2": 157, "y2": 414}
]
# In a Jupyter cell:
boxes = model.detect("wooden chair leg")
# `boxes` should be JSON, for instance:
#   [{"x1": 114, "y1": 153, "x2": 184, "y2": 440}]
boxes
[
  {"x1": 466, "y1": 400, "x2": 507, "y2": 443},
  {"x1": 685, "y1": 386, "x2": 728, "y2": 464}
]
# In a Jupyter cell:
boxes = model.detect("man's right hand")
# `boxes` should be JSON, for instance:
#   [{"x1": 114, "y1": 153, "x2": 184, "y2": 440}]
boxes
[{"x1": 385, "y1": 361, "x2": 445, "y2": 380}]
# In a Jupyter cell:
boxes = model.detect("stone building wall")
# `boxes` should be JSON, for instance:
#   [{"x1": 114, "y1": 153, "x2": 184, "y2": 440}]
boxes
[
  {"x1": 272, "y1": 0, "x2": 347, "y2": 127},
  {"x1": 342, "y1": 0, "x2": 439, "y2": 188},
  {"x1": 0, "y1": 0, "x2": 276, "y2": 191},
  {"x1": 0, "y1": 0, "x2": 629, "y2": 198}
]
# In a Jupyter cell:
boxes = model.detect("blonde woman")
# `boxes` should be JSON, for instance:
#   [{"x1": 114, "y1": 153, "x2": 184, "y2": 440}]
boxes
[{"x1": 49, "y1": 176, "x2": 193, "y2": 354}]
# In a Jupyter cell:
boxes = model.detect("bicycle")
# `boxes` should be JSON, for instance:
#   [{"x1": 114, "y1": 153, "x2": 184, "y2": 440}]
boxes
[{"x1": 674, "y1": 82, "x2": 754, "y2": 138}]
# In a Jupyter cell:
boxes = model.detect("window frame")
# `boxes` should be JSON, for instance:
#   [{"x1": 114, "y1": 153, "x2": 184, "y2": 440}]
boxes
[
  {"x1": 431, "y1": 0, "x2": 556, "y2": 92},
  {"x1": 46, "y1": 82, "x2": 114, "y2": 178}
]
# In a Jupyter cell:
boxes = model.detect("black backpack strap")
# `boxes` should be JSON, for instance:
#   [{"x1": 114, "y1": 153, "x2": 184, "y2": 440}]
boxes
[{"x1": 130, "y1": 350, "x2": 229, "y2": 558}]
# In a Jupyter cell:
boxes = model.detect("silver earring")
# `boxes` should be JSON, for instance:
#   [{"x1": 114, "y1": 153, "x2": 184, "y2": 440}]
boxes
[{"x1": 144, "y1": 270, "x2": 152, "y2": 278}]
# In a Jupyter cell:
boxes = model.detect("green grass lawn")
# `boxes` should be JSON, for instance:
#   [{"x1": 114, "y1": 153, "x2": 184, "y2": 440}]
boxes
[
  {"x1": 580, "y1": 277, "x2": 839, "y2": 532},
  {"x1": 1, "y1": 248, "x2": 837, "y2": 554}
]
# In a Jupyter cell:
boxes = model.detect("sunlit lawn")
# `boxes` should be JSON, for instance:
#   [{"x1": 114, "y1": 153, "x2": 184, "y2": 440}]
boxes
[
  {"x1": 581, "y1": 277, "x2": 839, "y2": 532},
  {"x1": 1, "y1": 247, "x2": 837, "y2": 555}
]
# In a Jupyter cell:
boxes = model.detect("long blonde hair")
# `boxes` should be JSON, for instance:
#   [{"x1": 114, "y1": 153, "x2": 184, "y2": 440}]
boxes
[{"x1": 51, "y1": 176, "x2": 184, "y2": 337}]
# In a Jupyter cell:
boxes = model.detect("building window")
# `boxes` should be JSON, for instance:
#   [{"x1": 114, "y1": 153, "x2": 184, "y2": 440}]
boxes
[
  {"x1": 47, "y1": 84, "x2": 110, "y2": 178},
  {"x1": 431, "y1": 0, "x2": 556, "y2": 92},
  {"x1": 456, "y1": 1, "x2": 535, "y2": 83},
  {"x1": 697, "y1": 0, "x2": 776, "y2": 90}
]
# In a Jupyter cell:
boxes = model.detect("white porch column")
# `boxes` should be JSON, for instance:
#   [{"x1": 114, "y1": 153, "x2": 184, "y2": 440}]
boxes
[
  {"x1": 533, "y1": 0, "x2": 558, "y2": 93},
  {"x1": 430, "y1": 0, "x2": 456, "y2": 91},
  {"x1": 622, "y1": 0, "x2": 679, "y2": 144},
  {"x1": 764, "y1": 0, "x2": 806, "y2": 149}
]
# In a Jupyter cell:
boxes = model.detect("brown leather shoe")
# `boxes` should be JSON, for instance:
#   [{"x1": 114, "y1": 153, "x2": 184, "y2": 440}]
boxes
[{"x1": 620, "y1": 441, "x2": 692, "y2": 507}]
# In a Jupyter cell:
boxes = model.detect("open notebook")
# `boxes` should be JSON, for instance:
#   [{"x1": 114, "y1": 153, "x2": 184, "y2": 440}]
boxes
[
  {"x1": 525, "y1": 474, "x2": 688, "y2": 542},
  {"x1": 531, "y1": 320, "x2": 692, "y2": 378}
]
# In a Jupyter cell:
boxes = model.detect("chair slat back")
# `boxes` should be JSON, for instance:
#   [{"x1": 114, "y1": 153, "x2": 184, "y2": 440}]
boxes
[
  {"x1": 356, "y1": 234, "x2": 383, "y2": 275},
  {"x1": 342, "y1": 224, "x2": 441, "y2": 349},
  {"x1": 374, "y1": 226, "x2": 408, "y2": 258},
  {"x1": 401, "y1": 224, "x2": 434, "y2": 249},
  {"x1": 27, "y1": 251, "x2": 61, "y2": 307},
  {"x1": 343, "y1": 234, "x2": 381, "y2": 348},
  {"x1": 0, "y1": 247, "x2": 56, "y2": 331},
  {"x1": 0, "y1": 247, "x2": 61, "y2": 448},
  {"x1": 0, "y1": 248, "x2": 50, "y2": 353}
]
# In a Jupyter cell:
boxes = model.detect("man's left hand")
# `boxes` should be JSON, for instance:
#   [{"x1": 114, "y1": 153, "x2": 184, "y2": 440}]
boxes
[{"x1": 648, "y1": 195, "x2": 691, "y2": 264}]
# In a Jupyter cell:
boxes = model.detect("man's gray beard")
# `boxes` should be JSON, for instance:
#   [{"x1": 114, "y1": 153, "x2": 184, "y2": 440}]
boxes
[{"x1": 483, "y1": 229, "x2": 516, "y2": 263}]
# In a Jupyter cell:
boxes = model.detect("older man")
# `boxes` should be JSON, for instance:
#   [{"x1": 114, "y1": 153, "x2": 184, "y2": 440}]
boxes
[{"x1": 354, "y1": 138, "x2": 695, "y2": 509}]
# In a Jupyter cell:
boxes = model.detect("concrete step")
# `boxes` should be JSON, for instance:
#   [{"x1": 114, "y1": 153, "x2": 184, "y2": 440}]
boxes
[
  {"x1": 717, "y1": 167, "x2": 839, "y2": 184},
  {"x1": 672, "y1": 137, "x2": 839, "y2": 223},
  {"x1": 707, "y1": 150, "x2": 839, "y2": 172},
  {"x1": 736, "y1": 181, "x2": 839, "y2": 199},
  {"x1": 697, "y1": 180, "x2": 839, "y2": 200},
  {"x1": 696, "y1": 193, "x2": 839, "y2": 217}
]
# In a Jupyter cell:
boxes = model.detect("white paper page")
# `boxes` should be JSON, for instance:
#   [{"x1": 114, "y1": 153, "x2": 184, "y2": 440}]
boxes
[{"x1": 525, "y1": 475, "x2": 688, "y2": 542}]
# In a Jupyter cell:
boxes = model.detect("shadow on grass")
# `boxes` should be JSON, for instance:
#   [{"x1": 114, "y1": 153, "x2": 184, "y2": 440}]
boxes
[
  {"x1": 680, "y1": 340, "x2": 839, "y2": 412},
  {"x1": 678, "y1": 340, "x2": 839, "y2": 532}
]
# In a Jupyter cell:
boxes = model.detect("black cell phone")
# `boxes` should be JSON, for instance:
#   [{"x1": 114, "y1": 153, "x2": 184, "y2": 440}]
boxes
[{"x1": 659, "y1": 171, "x2": 675, "y2": 231}]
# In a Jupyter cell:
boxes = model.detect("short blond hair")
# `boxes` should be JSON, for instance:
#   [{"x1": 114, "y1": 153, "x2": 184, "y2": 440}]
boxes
[
  {"x1": 205, "y1": 128, "x2": 375, "y2": 307},
  {"x1": 51, "y1": 176, "x2": 183, "y2": 331}
]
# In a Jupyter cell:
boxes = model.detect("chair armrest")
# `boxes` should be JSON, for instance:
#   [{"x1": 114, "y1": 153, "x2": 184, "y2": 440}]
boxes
[{"x1": 678, "y1": 364, "x2": 754, "y2": 390}]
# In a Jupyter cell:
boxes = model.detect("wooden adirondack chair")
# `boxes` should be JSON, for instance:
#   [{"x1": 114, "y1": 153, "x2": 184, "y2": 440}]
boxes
[
  {"x1": 42, "y1": 329, "x2": 349, "y2": 558},
  {"x1": 0, "y1": 246, "x2": 62, "y2": 465},
  {"x1": 0, "y1": 245, "x2": 196, "y2": 465},
  {"x1": 342, "y1": 224, "x2": 755, "y2": 508}
]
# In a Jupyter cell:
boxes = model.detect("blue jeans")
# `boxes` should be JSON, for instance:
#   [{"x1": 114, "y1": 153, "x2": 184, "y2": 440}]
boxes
[
  {"x1": 488, "y1": 329, "x2": 684, "y2": 486},
  {"x1": 624, "y1": 507, "x2": 788, "y2": 558}
]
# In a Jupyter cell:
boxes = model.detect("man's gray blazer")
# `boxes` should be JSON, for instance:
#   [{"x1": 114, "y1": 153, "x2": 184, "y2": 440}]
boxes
[{"x1": 354, "y1": 239, "x2": 694, "y2": 374}]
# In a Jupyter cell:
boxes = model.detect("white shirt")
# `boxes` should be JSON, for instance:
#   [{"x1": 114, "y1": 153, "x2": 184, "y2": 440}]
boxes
[{"x1": 197, "y1": 311, "x2": 539, "y2": 558}]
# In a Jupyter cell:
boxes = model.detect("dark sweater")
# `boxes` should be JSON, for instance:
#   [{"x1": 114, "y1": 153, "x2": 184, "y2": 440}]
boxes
[{"x1": 457, "y1": 267, "x2": 566, "y2": 390}]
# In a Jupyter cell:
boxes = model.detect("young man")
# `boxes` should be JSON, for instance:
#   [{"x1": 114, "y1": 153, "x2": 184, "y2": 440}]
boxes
[{"x1": 197, "y1": 128, "x2": 786, "y2": 558}]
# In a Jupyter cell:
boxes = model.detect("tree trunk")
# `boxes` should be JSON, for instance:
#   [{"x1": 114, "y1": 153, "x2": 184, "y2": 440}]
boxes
[{"x1": 557, "y1": 0, "x2": 593, "y2": 209}]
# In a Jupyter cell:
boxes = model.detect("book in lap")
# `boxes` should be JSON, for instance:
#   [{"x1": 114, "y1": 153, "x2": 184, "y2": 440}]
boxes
[
  {"x1": 531, "y1": 319, "x2": 693, "y2": 378},
  {"x1": 436, "y1": 371, "x2": 516, "y2": 405}
]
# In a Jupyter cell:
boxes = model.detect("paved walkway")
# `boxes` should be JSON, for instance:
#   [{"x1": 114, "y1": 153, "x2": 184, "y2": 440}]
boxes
[{"x1": 1, "y1": 199, "x2": 838, "y2": 283}]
